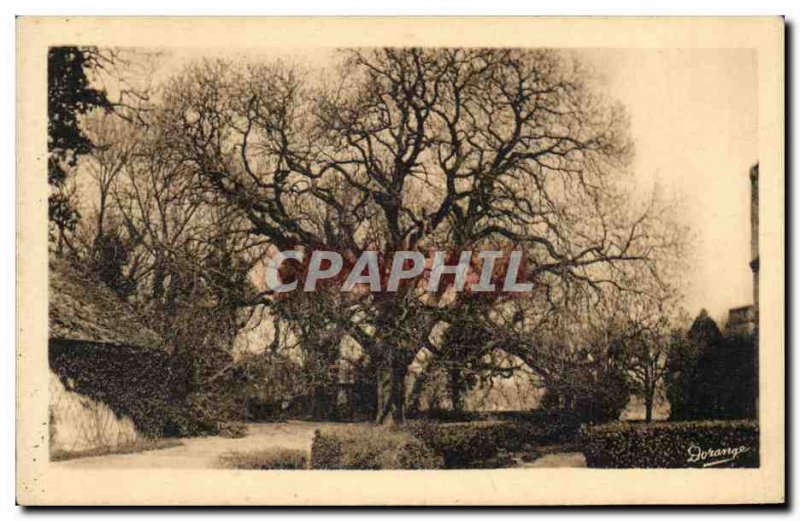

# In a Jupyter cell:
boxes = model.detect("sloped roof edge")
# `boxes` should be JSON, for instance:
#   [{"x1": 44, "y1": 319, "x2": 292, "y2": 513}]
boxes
[{"x1": 49, "y1": 256, "x2": 165, "y2": 351}]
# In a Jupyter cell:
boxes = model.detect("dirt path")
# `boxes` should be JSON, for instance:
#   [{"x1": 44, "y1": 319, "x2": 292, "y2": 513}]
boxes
[
  {"x1": 55, "y1": 421, "x2": 329, "y2": 469},
  {"x1": 56, "y1": 421, "x2": 588, "y2": 469},
  {"x1": 524, "y1": 452, "x2": 587, "y2": 468}
]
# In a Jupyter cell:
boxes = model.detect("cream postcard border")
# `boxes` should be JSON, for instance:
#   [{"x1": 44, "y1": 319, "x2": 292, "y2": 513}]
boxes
[{"x1": 16, "y1": 16, "x2": 785, "y2": 505}]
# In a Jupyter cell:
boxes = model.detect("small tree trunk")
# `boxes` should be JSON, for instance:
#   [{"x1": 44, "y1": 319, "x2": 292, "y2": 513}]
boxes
[
  {"x1": 645, "y1": 394, "x2": 654, "y2": 423},
  {"x1": 376, "y1": 354, "x2": 408, "y2": 425},
  {"x1": 375, "y1": 365, "x2": 389, "y2": 423},
  {"x1": 644, "y1": 369, "x2": 654, "y2": 423},
  {"x1": 448, "y1": 367, "x2": 464, "y2": 413},
  {"x1": 407, "y1": 369, "x2": 427, "y2": 417},
  {"x1": 311, "y1": 385, "x2": 336, "y2": 420}
]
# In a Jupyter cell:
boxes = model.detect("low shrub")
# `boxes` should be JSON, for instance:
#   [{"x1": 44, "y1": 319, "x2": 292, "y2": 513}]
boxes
[
  {"x1": 505, "y1": 410, "x2": 583, "y2": 444},
  {"x1": 410, "y1": 410, "x2": 582, "y2": 444},
  {"x1": 405, "y1": 421, "x2": 497, "y2": 468},
  {"x1": 218, "y1": 421, "x2": 248, "y2": 439},
  {"x1": 582, "y1": 419, "x2": 759, "y2": 468},
  {"x1": 541, "y1": 365, "x2": 632, "y2": 424},
  {"x1": 310, "y1": 425, "x2": 443, "y2": 470},
  {"x1": 409, "y1": 409, "x2": 483, "y2": 423},
  {"x1": 218, "y1": 448, "x2": 308, "y2": 470},
  {"x1": 404, "y1": 421, "x2": 528, "y2": 468}
]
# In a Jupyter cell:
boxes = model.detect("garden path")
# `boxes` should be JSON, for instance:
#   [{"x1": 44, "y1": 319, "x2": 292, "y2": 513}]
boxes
[
  {"x1": 55, "y1": 421, "x2": 588, "y2": 469},
  {"x1": 55, "y1": 421, "x2": 325, "y2": 469}
]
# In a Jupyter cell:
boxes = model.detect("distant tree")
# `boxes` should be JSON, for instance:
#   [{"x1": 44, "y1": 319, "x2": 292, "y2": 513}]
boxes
[
  {"x1": 540, "y1": 349, "x2": 631, "y2": 424},
  {"x1": 432, "y1": 300, "x2": 510, "y2": 413},
  {"x1": 688, "y1": 309, "x2": 723, "y2": 346},
  {"x1": 626, "y1": 334, "x2": 671, "y2": 423},
  {"x1": 705, "y1": 332, "x2": 757, "y2": 419},
  {"x1": 69, "y1": 107, "x2": 264, "y2": 431},
  {"x1": 660, "y1": 332, "x2": 690, "y2": 419},
  {"x1": 238, "y1": 349, "x2": 307, "y2": 420},
  {"x1": 48, "y1": 46, "x2": 111, "y2": 252},
  {"x1": 90, "y1": 224, "x2": 135, "y2": 297},
  {"x1": 611, "y1": 294, "x2": 682, "y2": 422},
  {"x1": 665, "y1": 310, "x2": 756, "y2": 421},
  {"x1": 665, "y1": 310, "x2": 718, "y2": 420}
]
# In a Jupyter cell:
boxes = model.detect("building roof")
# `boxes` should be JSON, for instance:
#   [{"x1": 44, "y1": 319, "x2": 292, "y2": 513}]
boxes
[{"x1": 49, "y1": 257, "x2": 164, "y2": 350}]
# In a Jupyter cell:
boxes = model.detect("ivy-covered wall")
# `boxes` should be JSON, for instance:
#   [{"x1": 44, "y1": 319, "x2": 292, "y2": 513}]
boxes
[{"x1": 49, "y1": 339, "x2": 189, "y2": 439}]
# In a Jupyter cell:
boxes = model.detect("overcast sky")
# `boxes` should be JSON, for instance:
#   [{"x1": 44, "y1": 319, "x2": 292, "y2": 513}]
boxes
[
  {"x1": 151, "y1": 47, "x2": 758, "y2": 323},
  {"x1": 584, "y1": 49, "x2": 757, "y2": 322}
]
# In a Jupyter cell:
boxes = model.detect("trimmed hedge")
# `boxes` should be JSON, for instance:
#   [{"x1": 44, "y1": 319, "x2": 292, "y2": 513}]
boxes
[
  {"x1": 309, "y1": 412, "x2": 583, "y2": 470},
  {"x1": 405, "y1": 421, "x2": 508, "y2": 468},
  {"x1": 410, "y1": 410, "x2": 582, "y2": 445},
  {"x1": 582, "y1": 420, "x2": 759, "y2": 468},
  {"x1": 310, "y1": 425, "x2": 443, "y2": 469},
  {"x1": 511, "y1": 410, "x2": 582, "y2": 445},
  {"x1": 405, "y1": 420, "x2": 542, "y2": 468}
]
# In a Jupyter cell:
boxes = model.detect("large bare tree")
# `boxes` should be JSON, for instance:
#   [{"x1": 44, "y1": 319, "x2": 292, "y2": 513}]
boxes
[{"x1": 152, "y1": 48, "x2": 678, "y2": 424}]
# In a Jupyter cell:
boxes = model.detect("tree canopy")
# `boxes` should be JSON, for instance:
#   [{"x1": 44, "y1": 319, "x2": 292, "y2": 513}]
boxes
[{"x1": 58, "y1": 48, "x2": 684, "y2": 425}]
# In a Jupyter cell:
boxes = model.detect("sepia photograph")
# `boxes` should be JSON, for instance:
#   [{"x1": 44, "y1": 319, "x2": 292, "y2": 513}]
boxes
[{"x1": 16, "y1": 16, "x2": 785, "y2": 506}]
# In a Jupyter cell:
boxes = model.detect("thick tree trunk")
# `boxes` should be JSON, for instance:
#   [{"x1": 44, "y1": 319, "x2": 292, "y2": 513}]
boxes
[{"x1": 371, "y1": 294, "x2": 424, "y2": 426}]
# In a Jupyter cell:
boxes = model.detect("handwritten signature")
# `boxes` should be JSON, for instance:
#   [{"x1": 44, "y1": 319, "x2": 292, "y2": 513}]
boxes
[{"x1": 686, "y1": 444, "x2": 751, "y2": 467}]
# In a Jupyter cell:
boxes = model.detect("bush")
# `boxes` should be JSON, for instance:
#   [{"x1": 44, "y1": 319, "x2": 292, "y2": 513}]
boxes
[
  {"x1": 310, "y1": 425, "x2": 443, "y2": 470},
  {"x1": 507, "y1": 410, "x2": 583, "y2": 444},
  {"x1": 541, "y1": 365, "x2": 631, "y2": 424},
  {"x1": 49, "y1": 341, "x2": 234, "y2": 438},
  {"x1": 404, "y1": 421, "x2": 502, "y2": 468},
  {"x1": 582, "y1": 419, "x2": 759, "y2": 468},
  {"x1": 408, "y1": 408, "x2": 482, "y2": 423},
  {"x1": 410, "y1": 410, "x2": 582, "y2": 444},
  {"x1": 405, "y1": 420, "x2": 543, "y2": 468},
  {"x1": 666, "y1": 312, "x2": 757, "y2": 421},
  {"x1": 217, "y1": 421, "x2": 248, "y2": 438},
  {"x1": 217, "y1": 448, "x2": 308, "y2": 470},
  {"x1": 405, "y1": 412, "x2": 581, "y2": 469}
]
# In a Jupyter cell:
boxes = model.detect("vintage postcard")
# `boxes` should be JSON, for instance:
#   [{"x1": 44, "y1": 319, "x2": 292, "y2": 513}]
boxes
[{"x1": 16, "y1": 17, "x2": 784, "y2": 505}]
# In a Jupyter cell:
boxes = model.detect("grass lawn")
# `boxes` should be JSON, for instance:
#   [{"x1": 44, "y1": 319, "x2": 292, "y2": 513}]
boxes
[
  {"x1": 51, "y1": 438, "x2": 183, "y2": 462},
  {"x1": 217, "y1": 447, "x2": 309, "y2": 470}
]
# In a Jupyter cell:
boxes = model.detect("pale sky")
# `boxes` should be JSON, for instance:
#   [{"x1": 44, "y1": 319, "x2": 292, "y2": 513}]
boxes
[
  {"x1": 145, "y1": 47, "x2": 758, "y2": 324},
  {"x1": 584, "y1": 49, "x2": 757, "y2": 322}
]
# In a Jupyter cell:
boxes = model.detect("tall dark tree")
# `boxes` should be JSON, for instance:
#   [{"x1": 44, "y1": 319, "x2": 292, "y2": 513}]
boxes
[
  {"x1": 48, "y1": 46, "x2": 111, "y2": 251},
  {"x1": 666, "y1": 310, "x2": 757, "y2": 421}
]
